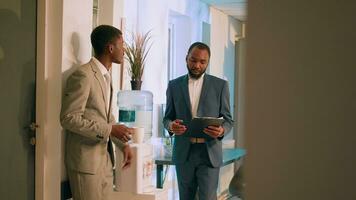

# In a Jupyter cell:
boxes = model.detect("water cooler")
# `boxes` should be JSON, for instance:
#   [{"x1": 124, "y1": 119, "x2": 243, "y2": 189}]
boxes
[
  {"x1": 113, "y1": 91, "x2": 167, "y2": 199},
  {"x1": 117, "y1": 90, "x2": 153, "y2": 141}
]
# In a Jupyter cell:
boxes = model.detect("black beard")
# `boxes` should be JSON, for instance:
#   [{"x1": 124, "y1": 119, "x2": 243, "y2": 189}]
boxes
[{"x1": 187, "y1": 65, "x2": 206, "y2": 79}]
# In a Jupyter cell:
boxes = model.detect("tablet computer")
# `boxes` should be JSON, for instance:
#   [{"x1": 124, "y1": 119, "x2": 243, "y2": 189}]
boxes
[{"x1": 184, "y1": 117, "x2": 224, "y2": 138}]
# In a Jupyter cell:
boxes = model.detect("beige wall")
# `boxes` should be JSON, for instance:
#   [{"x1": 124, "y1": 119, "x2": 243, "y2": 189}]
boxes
[{"x1": 245, "y1": 0, "x2": 356, "y2": 199}]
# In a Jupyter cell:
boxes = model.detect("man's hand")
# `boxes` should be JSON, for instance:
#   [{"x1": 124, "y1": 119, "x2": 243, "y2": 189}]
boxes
[
  {"x1": 122, "y1": 145, "x2": 133, "y2": 169},
  {"x1": 111, "y1": 124, "x2": 133, "y2": 142},
  {"x1": 203, "y1": 126, "x2": 224, "y2": 138},
  {"x1": 169, "y1": 119, "x2": 187, "y2": 135}
]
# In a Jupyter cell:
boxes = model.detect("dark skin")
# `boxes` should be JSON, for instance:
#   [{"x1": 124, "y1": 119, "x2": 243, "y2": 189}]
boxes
[
  {"x1": 96, "y1": 35, "x2": 133, "y2": 169},
  {"x1": 169, "y1": 47, "x2": 224, "y2": 138}
]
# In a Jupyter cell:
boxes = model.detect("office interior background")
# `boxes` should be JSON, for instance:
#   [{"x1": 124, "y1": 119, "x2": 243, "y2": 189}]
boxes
[{"x1": 0, "y1": 0, "x2": 355, "y2": 199}]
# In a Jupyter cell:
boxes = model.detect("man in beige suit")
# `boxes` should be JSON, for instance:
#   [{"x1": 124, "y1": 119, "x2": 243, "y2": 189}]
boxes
[{"x1": 60, "y1": 25, "x2": 133, "y2": 200}]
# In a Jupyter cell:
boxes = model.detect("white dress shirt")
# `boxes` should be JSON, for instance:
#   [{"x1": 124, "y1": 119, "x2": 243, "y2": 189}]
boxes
[
  {"x1": 188, "y1": 74, "x2": 205, "y2": 117},
  {"x1": 92, "y1": 57, "x2": 111, "y2": 112}
]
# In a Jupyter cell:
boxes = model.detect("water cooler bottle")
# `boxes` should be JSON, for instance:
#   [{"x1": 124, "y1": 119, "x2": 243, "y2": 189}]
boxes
[{"x1": 117, "y1": 90, "x2": 153, "y2": 141}]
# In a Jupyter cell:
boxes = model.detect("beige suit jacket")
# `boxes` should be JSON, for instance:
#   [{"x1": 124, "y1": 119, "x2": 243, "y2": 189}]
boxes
[{"x1": 60, "y1": 58, "x2": 124, "y2": 174}]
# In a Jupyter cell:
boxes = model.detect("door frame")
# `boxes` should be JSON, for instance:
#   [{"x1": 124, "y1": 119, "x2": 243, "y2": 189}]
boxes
[{"x1": 36, "y1": 0, "x2": 63, "y2": 199}]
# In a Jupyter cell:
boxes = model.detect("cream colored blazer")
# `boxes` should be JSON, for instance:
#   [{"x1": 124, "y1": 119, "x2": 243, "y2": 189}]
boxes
[{"x1": 60, "y1": 59, "x2": 124, "y2": 174}]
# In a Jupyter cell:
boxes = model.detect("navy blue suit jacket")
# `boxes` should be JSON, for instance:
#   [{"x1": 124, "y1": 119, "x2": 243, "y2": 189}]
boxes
[{"x1": 163, "y1": 74, "x2": 233, "y2": 167}]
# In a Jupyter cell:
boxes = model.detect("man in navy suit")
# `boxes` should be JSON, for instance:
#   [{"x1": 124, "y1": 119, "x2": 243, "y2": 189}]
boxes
[{"x1": 163, "y1": 42, "x2": 233, "y2": 200}]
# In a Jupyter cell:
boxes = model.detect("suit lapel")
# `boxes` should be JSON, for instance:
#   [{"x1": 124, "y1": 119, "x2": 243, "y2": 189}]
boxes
[
  {"x1": 197, "y1": 74, "x2": 209, "y2": 116},
  {"x1": 180, "y1": 75, "x2": 192, "y2": 113},
  {"x1": 90, "y1": 60, "x2": 109, "y2": 116}
]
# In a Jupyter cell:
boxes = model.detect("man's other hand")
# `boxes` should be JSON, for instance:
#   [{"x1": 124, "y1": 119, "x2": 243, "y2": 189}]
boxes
[{"x1": 122, "y1": 145, "x2": 133, "y2": 169}]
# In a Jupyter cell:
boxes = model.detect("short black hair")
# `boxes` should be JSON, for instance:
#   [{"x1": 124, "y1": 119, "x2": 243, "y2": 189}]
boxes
[
  {"x1": 91, "y1": 25, "x2": 122, "y2": 56},
  {"x1": 187, "y1": 42, "x2": 211, "y2": 57}
]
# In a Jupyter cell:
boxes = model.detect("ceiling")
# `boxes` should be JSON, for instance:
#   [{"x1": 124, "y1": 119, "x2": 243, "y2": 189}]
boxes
[{"x1": 200, "y1": 0, "x2": 247, "y2": 21}]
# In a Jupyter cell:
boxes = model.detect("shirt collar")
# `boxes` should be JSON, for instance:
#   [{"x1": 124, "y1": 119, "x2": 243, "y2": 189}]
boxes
[
  {"x1": 92, "y1": 57, "x2": 110, "y2": 76},
  {"x1": 188, "y1": 73, "x2": 205, "y2": 82}
]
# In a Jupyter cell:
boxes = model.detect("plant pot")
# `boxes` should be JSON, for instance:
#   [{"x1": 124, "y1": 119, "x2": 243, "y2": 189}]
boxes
[{"x1": 130, "y1": 80, "x2": 142, "y2": 90}]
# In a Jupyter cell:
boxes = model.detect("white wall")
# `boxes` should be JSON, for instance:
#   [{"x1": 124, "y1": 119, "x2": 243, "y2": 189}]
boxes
[
  {"x1": 170, "y1": 13, "x2": 192, "y2": 78},
  {"x1": 60, "y1": 0, "x2": 93, "y2": 182},
  {"x1": 122, "y1": 0, "x2": 210, "y2": 104},
  {"x1": 245, "y1": 0, "x2": 356, "y2": 199},
  {"x1": 210, "y1": 7, "x2": 243, "y2": 139}
]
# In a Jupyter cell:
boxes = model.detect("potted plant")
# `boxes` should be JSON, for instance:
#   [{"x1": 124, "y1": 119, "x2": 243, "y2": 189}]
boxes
[{"x1": 124, "y1": 30, "x2": 152, "y2": 90}]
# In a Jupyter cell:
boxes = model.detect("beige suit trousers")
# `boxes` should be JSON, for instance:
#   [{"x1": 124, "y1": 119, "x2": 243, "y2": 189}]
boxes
[{"x1": 67, "y1": 153, "x2": 113, "y2": 200}]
